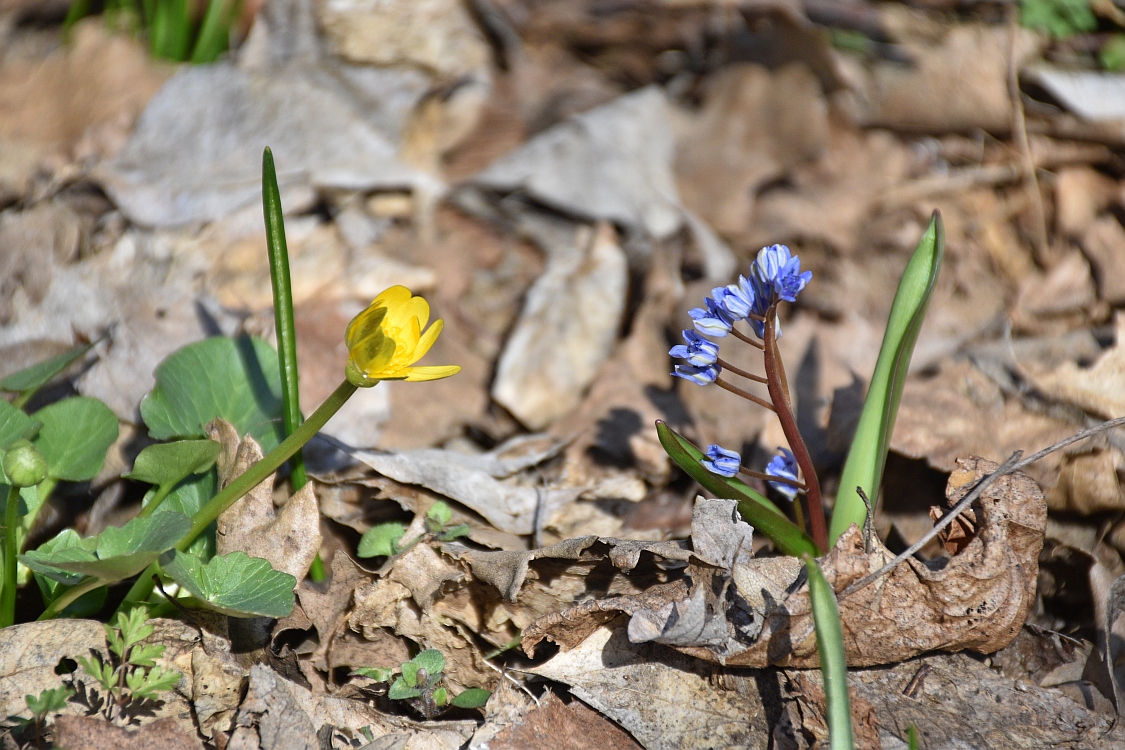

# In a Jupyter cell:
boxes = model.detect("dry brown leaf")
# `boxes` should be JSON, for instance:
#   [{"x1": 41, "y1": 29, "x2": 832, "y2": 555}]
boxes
[
  {"x1": 673, "y1": 63, "x2": 828, "y2": 236},
  {"x1": 1056, "y1": 166, "x2": 1120, "y2": 238},
  {"x1": 0, "y1": 620, "x2": 104, "y2": 720},
  {"x1": 1014, "y1": 250, "x2": 1099, "y2": 330},
  {"x1": 486, "y1": 691, "x2": 644, "y2": 750},
  {"x1": 1081, "y1": 216, "x2": 1125, "y2": 306},
  {"x1": 53, "y1": 716, "x2": 202, "y2": 750},
  {"x1": 1025, "y1": 313, "x2": 1125, "y2": 421},
  {"x1": 210, "y1": 419, "x2": 322, "y2": 581},
  {"x1": 782, "y1": 673, "x2": 881, "y2": 750},
  {"x1": 524, "y1": 458, "x2": 1045, "y2": 668}
]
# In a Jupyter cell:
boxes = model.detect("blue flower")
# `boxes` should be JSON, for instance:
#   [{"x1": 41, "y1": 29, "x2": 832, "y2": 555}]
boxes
[
  {"x1": 718, "y1": 277, "x2": 756, "y2": 320},
  {"x1": 701, "y1": 444, "x2": 741, "y2": 477},
  {"x1": 672, "y1": 362, "x2": 720, "y2": 385},
  {"x1": 688, "y1": 296, "x2": 734, "y2": 337},
  {"x1": 753, "y1": 244, "x2": 811, "y2": 303},
  {"x1": 765, "y1": 447, "x2": 800, "y2": 500},
  {"x1": 670, "y1": 330, "x2": 719, "y2": 367}
]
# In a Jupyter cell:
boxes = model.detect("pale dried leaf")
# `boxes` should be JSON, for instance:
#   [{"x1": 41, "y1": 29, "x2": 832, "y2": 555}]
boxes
[
  {"x1": 1026, "y1": 314, "x2": 1125, "y2": 421},
  {"x1": 212, "y1": 422, "x2": 322, "y2": 581}
]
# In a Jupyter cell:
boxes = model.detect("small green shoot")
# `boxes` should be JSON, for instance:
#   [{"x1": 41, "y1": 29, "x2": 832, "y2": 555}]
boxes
[
  {"x1": 159, "y1": 549, "x2": 296, "y2": 618},
  {"x1": 353, "y1": 649, "x2": 491, "y2": 719},
  {"x1": 804, "y1": 554, "x2": 854, "y2": 750},
  {"x1": 74, "y1": 607, "x2": 180, "y2": 723},
  {"x1": 1101, "y1": 34, "x2": 1125, "y2": 71},
  {"x1": 4, "y1": 686, "x2": 75, "y2": 747},
  {"x1": 831, "y1": 213, "x2": 944, "y2": 543},
  {"x1": 1019, "y1": 0, "x2": 1097, "y2": 39},
  {"x1": 357, "y1": 502, "x2": 470, "y2": 559}
]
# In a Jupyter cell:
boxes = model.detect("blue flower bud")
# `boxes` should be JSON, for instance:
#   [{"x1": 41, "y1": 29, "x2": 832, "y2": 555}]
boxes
[
  {"x1": 670, "y1": 330, "x2": 719, "y2": 367},
  {"x1": 688, "y1": 297, "x2": 734, "y2": 337},
  {"x1": 718, "y1": 276, "x2": 756, "y2": 319},
  {"x1": 672, "y1": 362, "x2": 720, "y2": 385},
  {"x1": 701, "y1": 444, "x2": 741, "y2": 477},
  {"x1": 765, "y1": 447, "x2": 800, "y2": 500}
]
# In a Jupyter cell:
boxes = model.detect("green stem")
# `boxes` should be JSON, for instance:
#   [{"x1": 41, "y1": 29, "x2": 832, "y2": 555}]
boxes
[
  {"x1": 37, "y1": 577, "x2": 103, "y2": 621},
  {"x1": 1, "y1": 485, "x2": 20, "y2": 627},
  {"x1": 117, "y1": 379, "x2": 359, "y2": 611},
  {"x1": 135, "y1": 482, "x2": 175, "y2": 519}
]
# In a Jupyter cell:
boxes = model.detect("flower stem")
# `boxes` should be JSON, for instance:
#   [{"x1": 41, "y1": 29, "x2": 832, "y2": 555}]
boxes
[
  {"x1": 737, "y1": 467, "x2": 806, "y2": 489},
  {"x1": 714, "y1": 377, "x2": 776, "y2": 412},
  {"x1": 716, "y1": 357, "x2": 768, "y2": 384},
  {"x1": 730, "y1": 327, "x2": 764, "y2": 350},
  {"x1": 116, "y1": 379, "x2": 360, "y2": 613},
  {"x1": 1, "y1": 485, "x2": 20, "y2": 626},
  {"x1": 764, "y1": 307, "x2": 828, "y2": 553}
]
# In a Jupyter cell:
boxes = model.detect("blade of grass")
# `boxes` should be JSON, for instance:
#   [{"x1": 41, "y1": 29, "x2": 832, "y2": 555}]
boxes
[
  {"x1": 1, "y1": 338, "x2": 100, "y2": 410},
  {"x1": 656, "y1": 421, "x2": 819, "y2": 557},
  {"x1": 830, "y1": 212, "x2": 944, "y2": 543},
  {"x1": 190, "y1": 0, "x2": 232, "y2": 63},
  {"x1": 262, "y1": 147, "x2": 322, "y2": 581},
  {"x1": 804, "y1": 554, "x2": 854, "y2": 750}
]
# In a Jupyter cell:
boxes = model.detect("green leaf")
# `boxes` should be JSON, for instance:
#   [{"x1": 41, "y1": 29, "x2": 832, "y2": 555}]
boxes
[
  {"x1": 125, "y1": 439, "x2": 221, "y2": 488},
  {"x1": 160, "y1": 549, "x2": 296, "y2": 618},
  {"x1": 388, "y1": 677, "x2": 421, "y2": 700},
  {"x1": 409, "y1": 649, "x2": 445, "y2": 678},
  {"x1": 0, "y1": 400, "x2": 39, "y2": 451},
  {"x1": 129, "y1": 665, "x2": 181, "y2": 698},
  {"x1": 357, "y1": 522, "x2": 405, "y2": 558},
  {"x1": 1020, "y1": 0, "x2": 1096, "y2": 39},
  {"x1": 31, "y1": 397, "x2": 118, "y2": 481},
  {"x1": 450, "y1": 688, "x2": 491, "y2": 709},
  {"x1": 21, "y1": 512, "x2": 191, "y2": 583},
  {"x1": 432, "y1": 687, "x2": 448, "y2": 706},
  {"x1": 656, "y1": 422, "x2": 819, "y2": 557},
  {"x1": 29, "y1": 529, "x2": 88, "y2": 586},
  {"x1": 436, "y1": 524, "x2": 471, "y2": 542},
  {"x1": 190, "y1": 0, "x2": 234, "y2": 63},
  {"x1": 832, "y1": 213, "x2": 944, "y2": 543},
  {"x1": 25, "y1": 687, "x2": 74, "y2": 718},
  {"x1": 0, "y1": 342, "x2": 92, "y2": 397},
  {"x1": 140, "y1": 336, "x2": 286, "y2": 451},
  {"x1": 804, "y1": 555, "x2": 854, "y2": 750},
  {"x1": 155, "y1": 470, "x2": 217, "y2": 559},
  {"x1": 352, "y1": 666, "x2": 395, "y2": 683}
]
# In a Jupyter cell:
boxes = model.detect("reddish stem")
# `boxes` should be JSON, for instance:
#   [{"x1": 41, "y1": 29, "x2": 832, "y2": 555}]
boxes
[
  {"x1": 730, "y1": 326, "x2": 765, "y2": 350},
  {"x1": 763, "y1": 306, "x2": 828, "y2": 553},
  {"x1": 714, "y1": 377, "x2": 776, "y2": 412},
  {"x1": 716, "y1": 357, "x2": 768, "y2": 384},
  {"x1": 738, "y1": 467, "x2": 806, "y2": 489}
]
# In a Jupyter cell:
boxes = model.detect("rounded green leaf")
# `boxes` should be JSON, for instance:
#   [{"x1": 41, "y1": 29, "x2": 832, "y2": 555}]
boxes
[
  {"x1": 125, "y1": 439, "x2": 221, "y2": 487},
  {"x1": 140, "y1": 336, "x2": 285, "y2": 451},
  {"x1": 432, "y1": 687, "x2": 448, "y2": 706},
  {"x1": 352, "y1": 667, "x2": 394, "y2": 683},
  {"x1": 450, "y1": 688, "x2": 491, "y2": 709},
  {"x1": 388, "y1": 676, "x2": 421, "y2": 700},
  {"x1": 160, "y1": 550, "x2": 296, "y2": 618},
  {"x1": 410, "y1": 649, "x2": 445, "y2": 678},
  {"x1": 32, "y1": 397, "x2": 119, "y2": 481}
]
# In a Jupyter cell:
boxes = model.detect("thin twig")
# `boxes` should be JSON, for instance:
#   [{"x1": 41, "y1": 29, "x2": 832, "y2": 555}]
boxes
[
  {"x1": 738, "y1": 467, "x2": 806, "y2": 490},
  {"x1": 716, "y1": 357, "x2": 768, "y2": 384},
  {"x1": 839, "y1": 414, "x2": 1125, "y2": 599}
]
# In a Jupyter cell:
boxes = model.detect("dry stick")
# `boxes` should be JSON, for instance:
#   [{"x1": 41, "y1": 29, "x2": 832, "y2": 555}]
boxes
[
  {"x1": 839, "y1": 415, "x2": 1125, "y2": 599},
  {"x1": 716, "y1": 356, "x2": 768, "y2": 384},
  {"x1": 764, "y1": 306, "x2": 828, "y2": 552}
]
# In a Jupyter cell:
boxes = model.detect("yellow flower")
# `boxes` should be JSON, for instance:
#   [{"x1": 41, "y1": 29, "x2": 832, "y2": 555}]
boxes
[{"x1": 345, "y1": 286, "x2": 461, "y2": 386}]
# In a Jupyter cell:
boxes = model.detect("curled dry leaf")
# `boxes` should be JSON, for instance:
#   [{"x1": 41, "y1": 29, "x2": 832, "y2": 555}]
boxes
[
  {"x1": 523, "y1": 458, "x2": 1046, "y2": 668},
  {"x1": 209, "y1": 419, "x2": 322, "y2": 581}
]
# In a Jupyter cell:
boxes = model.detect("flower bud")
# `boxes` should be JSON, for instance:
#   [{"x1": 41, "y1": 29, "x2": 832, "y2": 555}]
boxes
[{"x1": 3, "y1": 440, "x2": 47, "y2": 488}]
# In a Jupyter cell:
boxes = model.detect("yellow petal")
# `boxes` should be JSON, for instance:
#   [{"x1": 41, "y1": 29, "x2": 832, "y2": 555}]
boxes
[
  {"x1": 372, "y1": 285, "x2": 412, "y2": 310},
  {"x1": 345, "y1": 303, "x2": 388, "y2": 350},
  {"x1": 386, "y1": 294, "x2": 429, "y2": 334},
  {"x1": 412, "y1": 318, "x2": 444, "y2": 362},
  {"x1": 403, "y1": 365, "x2": 462, "y2": 382}
]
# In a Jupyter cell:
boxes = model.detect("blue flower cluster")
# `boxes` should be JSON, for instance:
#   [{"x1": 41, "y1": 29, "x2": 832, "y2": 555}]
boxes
[{"x1": 671, "y1": 244, "x2": 811, "y2": 385}]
